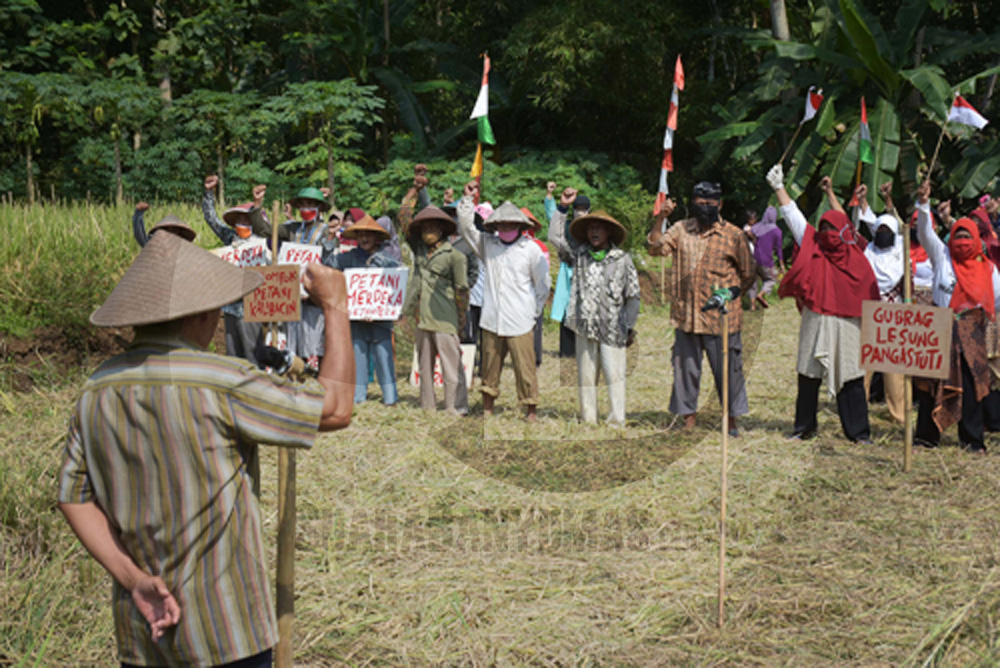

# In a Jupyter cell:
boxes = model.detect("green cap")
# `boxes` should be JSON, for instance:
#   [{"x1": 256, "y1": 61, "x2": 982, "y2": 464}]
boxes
[{"x1": 289, "y1": 187, "x2": 330, "y2": 212}]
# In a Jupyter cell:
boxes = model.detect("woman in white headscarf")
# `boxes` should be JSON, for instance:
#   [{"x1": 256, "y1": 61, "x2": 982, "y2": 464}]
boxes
[{"x1": 862, "y1": 210, "x2": 906, "y2": 424}]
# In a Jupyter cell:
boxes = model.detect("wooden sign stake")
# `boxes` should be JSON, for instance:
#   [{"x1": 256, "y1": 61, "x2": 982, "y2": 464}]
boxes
[{"x1": 718, "y1": 306, "x2": 729, "y2": 628}]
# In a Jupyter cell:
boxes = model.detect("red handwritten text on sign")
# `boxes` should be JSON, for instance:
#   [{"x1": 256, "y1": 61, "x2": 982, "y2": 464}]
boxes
[
  {"x1": 277, "y1": 242, "x2": 324, "y2": 298},
  {"x1": 344, "y1": 267, "x2": 409, "y2": 321},
  {"x1": 214, "y1": 239, "x2": 269, "y2": 267},
  {"x1": 859, "y1": 301, "x2": 952, "y2": 379},
  {"x1": 243, "y1": 265, "x2": 302, "y2": 323}
]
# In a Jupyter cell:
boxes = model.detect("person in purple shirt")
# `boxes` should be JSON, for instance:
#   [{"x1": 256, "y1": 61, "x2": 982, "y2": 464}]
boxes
[{"x1": 744, "y1": 206, "x2": 785, "y2": 310}]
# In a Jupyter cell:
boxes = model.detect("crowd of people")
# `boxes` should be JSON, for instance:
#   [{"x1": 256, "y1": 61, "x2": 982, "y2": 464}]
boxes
[{"x1": 59, "y1": 161, "x2": 1000, "y2": 665}]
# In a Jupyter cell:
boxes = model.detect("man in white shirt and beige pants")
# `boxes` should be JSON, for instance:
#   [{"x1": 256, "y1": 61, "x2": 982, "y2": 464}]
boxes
[{"x1": 458, "y1": 181, "x2": 551, "y2": 421}]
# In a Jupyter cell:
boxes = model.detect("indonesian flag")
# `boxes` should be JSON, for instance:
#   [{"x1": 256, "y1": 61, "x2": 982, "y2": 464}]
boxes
[
  {"x1": 655, "y1": 56, "x2": 684, "y2": 215},
  {"x1": 948, "y1": 94, "x2": 989, "y2": 130},
  {"x1": 858, "y1": 96, "x2": 874, "y2": 165},
  {"x1": 469, "y1": 55, "x2": 495, "y2": 146},
  {"x1": 801, "y1": 86, "x2": 824, "y2": 125}
]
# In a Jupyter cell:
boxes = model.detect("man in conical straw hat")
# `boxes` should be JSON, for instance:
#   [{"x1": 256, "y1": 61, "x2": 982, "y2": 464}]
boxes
[
  {"x1": 56, "y1": 232, "x2": 354, "y2": 666},
  {"x1": 457, "y1": 181, "x2": 551, "y2": 421},
  {"x1": 550, "y1": 193, "x2": 640, "y2": 427}
]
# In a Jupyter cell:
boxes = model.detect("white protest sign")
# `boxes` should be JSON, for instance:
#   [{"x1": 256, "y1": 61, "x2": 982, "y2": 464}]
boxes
[
  {"x1": 410, "y1": 344, "x2": 476, "y2": 389},
  {"x1": 212, "y1": 238, "x2": 269, "y2": 267},
  {"x1": 277, "y1": 242, "x2": 324, "y2": 298},
  {"x1": 343, "y1": 267, "x2": 409, "y2": 321}
]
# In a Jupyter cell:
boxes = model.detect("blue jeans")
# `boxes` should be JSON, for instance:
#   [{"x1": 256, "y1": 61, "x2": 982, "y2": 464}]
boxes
[{"x1": 352, "y1": 321, "x2": 397, "y2": 404}]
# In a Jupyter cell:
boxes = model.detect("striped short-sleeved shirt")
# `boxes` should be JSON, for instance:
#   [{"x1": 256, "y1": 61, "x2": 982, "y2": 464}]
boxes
[{"x1": 58, "y1": 329, "x2": 324, "y2": 666}]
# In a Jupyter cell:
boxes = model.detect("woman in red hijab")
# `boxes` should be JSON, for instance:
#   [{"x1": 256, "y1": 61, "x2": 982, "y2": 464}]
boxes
[
  {"x1": 766, "y1": 164, "x2": 879, "y2": 443},
  {"x1": 913, "y1": 182, "x2": 1000, "y2": 452}
]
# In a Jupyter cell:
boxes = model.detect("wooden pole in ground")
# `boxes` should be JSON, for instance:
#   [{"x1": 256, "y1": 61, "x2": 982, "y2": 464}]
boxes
[
  {"x1": 884, "y1": 198, "x2": 914, "y2": 472},
  {"x1": 273, "y1": 196, "x2": 297, "y2": 668},
  {"x1": 718, "y1": 305, "x2": 729, "y2": 628}
]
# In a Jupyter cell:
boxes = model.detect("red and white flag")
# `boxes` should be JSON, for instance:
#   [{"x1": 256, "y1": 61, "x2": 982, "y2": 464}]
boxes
[
  {"x1": 801, "y1": 86, "x2": 824, "y2": 125},
  {"x1": 948, "y1": 94, "x2": 989, "y2": 130},
  {"x1": 655, "y1": 55, "x2": 684, "y2": 215}
]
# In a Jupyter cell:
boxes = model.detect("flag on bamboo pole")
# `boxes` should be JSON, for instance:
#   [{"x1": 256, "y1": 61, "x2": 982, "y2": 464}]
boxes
[
  {"x1": 801, "y1": 86, "x2": 824, "y2": 125},
  {"x1": 469, "y1": 55, "x2": 494, "y2": 180},
  {"x1": 655, "y1": 55, "x2": 684, "y2": 215},
  {"x1": 858, "y1": 96, "x2": 874, "y2": 164},
  {"x1": 948, "y1": 94, "x2": 989, "y2": 130}
]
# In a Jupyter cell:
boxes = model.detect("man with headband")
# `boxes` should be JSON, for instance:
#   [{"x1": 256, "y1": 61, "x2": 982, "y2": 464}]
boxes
[{"x1": 647, "y1": 181, "x2": 756, "y2": 435}]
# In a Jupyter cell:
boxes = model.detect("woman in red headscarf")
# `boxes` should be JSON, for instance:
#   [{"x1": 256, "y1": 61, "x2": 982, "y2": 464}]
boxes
[
  {"x1": 766, "y1": 164, "x2": 880, "y2": 443},
  {"x1": 913, "y1": 182, "x2": 1000, "y2": 452}
]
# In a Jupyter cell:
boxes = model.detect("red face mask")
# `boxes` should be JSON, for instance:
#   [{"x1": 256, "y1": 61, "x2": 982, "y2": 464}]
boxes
[
  {"x1": 950, "y1": 238, "x2": 978, "y2": 262},
  {"x1": 300, "y1": 208, "x2": 318, "y2": 222},
  {"x1": 818, "y1": 230, "x2": 841, "y2": 252}
]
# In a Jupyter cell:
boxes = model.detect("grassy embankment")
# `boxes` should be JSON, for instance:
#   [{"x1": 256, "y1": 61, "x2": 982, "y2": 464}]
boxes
[{"x1": 3, "y1": 202, "x2": 1000, "y2": 666}]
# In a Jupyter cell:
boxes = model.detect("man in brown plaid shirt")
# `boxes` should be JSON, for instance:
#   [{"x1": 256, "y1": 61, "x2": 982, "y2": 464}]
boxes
[{"x1": 647, "y1": 182, "x2": 756, "y2": 435}]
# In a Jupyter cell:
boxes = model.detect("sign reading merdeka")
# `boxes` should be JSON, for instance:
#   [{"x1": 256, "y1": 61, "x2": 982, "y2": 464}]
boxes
[
  {"x1": 859, "y1": 301, "x2": 952, "y2": 379},
  {"x1": 343, "y1": 267, "x2": 409, "y2": 321},
  {"x1": 243, "y1": 265, "x2": 302, "y2": 323}
]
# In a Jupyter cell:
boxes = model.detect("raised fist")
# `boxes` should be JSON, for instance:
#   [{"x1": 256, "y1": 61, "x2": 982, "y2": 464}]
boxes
[
  {"x1": 204, "y1": 174, "x2": 219, "y2": 191},
  {"x1": 818, "y1": 175, "x2": 832, "y2": 193},
  {"x1": 765, "y1": 164, "x2": 784, "y2": 191},
  {"x1": 660, "y1": 196, "x2": 676, "y2": 218},
  {"x1": 252, "y1": 184, "x2": 266, "y2": 206},
  {"x1": 284, "y1": 202, "x2": 293, "y2": 220},
  {"x1": 414, "y1": 163, "x2": 428, "y2": 176},
  {"x1": 136, "y1": 201, "x2": 149, "y2": 212},
  {"x1": 854, "y1": 184, "x2": 867, "y2": 201},
  {"x1": 463, "y1": 180, "x2": 479, "y2": 199},
  {"x1": 443, "y1": 187, "x2": 455, "y2": 205},
  {"x1": 319, "y1": 186, "x2": 331, "y2": 199},
  {"x1": 413, "y1": 175, "x2": 429, "y2": 191},
  {"x1": 878, "y1": 181, "x2": 893, "y2": 200},
  {"x1": 560, "y1": 187, "x2": 578, "y2": 208},
  {"x1": 546, "y1": 181, "x2": 557, "y2": 195},
  {"x1": 936, "y1": 199, "x2": 951, "y2": 218},
  {"x1": 915, "y1": 179, "x2": 931, "y2": 205}
]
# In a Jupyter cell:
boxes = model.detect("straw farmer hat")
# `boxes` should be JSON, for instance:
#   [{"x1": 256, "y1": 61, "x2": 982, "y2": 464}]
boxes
[
  {"x1": 569, "y1": 211, "x2": 628, "y2": 247},
  {"x1": 342, "y1": 214, "x2": 390, "y2": 241},
  {"x1": 222, "y1": 202, "x2": 255, "y2": 227},
  {"x1": 90, "y1": 232, "x2": 264, "y2": 327},
  {"x1": 148, "y1": 214, "x2": 197, "y2": 242},
  {"x1": 289, "y1": 187, "x2": 330, "y2": 212},
  {"x1": 520, "y1": 207, "x2": 543, "y2": 234},
  {"x1": 484, "y1": 201, "x2": 532, "y2": 229},
  {"x1": 410, "y1": 205, "x2": 457, "y2": 237}
]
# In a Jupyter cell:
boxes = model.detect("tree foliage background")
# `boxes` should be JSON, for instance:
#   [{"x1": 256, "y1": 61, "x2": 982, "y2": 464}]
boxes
[{"x1": 1, "y1": 0, "x2": 998, "y2": 222}]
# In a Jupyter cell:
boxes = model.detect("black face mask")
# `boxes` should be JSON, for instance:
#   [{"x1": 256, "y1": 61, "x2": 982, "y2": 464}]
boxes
[
  {"x1": 692, "y1": 203, "x2": 719, "y2": 227},
  {"x1": 874, "y1": 228, "x2": 895, "y2": 249}
]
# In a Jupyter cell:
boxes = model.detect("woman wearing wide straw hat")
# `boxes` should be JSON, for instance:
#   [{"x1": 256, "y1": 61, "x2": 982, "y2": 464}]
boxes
[
  {"x1": 325, "y1": 214, "x2": 402, "y2": 405},
  {"x1": 57, "y1": 232, "x2": 355, "y2": 667},
  {"x1": 457, "y1": 181, "x2": 551, "y2": 421},
  {"x1": 550, "y1": 196, "x2": 640, "y2": 426}
]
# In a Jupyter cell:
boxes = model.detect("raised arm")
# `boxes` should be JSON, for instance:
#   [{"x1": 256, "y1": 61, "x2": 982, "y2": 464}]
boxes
[
  {"x1": 132, "y1": 202, "x2": 150, "y2": 247},
  {"x1": 645, "y1": 197, "x2": 677, "y2": 256},
  {"x1": 766, "y1": 164, "x2": 809, "y2": 246},
  {"x1": 302, "y1": 264, "x2": 356, "y2": 431},
  {"x1": 914, "y1": 180, "x2": 945, "y2": 272},
  {"x1": 202, "y1": 175, "x2": 234, "y2": 245},
  {"x1": 548, "y1": 187, "x2": 583, "y2": 261},
  {"x1": 544, "y1": 181, "x2": 557, "y2": 222},
  {"x1": 457, "y1": 181, "x2": 484, "y2": 257},
  {"x1": 819, "y1": 176, "x2": 845, "y2": 215}
]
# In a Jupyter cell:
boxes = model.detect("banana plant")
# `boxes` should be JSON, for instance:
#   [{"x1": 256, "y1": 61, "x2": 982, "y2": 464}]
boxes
[{"x1": 698, "y1": 0, "x2": 1000, "y2": 208}]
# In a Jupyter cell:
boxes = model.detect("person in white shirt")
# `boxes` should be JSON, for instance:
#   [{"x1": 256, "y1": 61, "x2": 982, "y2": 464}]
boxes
[{"x1": 457, "y1": 181, "x2": 551, "y2": 421}]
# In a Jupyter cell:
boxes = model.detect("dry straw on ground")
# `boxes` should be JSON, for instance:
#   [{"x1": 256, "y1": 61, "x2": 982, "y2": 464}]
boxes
[{"x1": 3, "y1": 279, "x2": 1000, "y2": 665}]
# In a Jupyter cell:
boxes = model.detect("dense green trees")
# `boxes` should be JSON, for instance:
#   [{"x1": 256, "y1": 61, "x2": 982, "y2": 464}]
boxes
[{"x1": 0, "y1": 0, "x2": 997, "y2": 215}]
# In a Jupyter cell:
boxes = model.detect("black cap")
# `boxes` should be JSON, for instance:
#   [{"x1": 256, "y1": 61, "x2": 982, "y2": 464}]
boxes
[
  {"x1": 574, "y1": 195, "x2": 591, "y2": 210},
  {"x1": 693, "y1": 182, "x2": 722, "y2": 200}
]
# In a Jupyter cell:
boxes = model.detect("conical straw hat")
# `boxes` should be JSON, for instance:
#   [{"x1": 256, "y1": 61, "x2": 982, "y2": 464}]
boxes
[
  {"x1": 484, "y1": 201, "x2": 532, "y2": 228},
  {"x1": 569, "y1": 210, "x2": 627, "y2": 246},
  {"x1": 148, "y1": 214, "x2": 197, "y2": 242},
  {"x1": 91, "y1": 232, "x2": 264, "y2": 327},
  {"x1": 342, "y1": 214, "x2": 390, "y2": 240}
]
